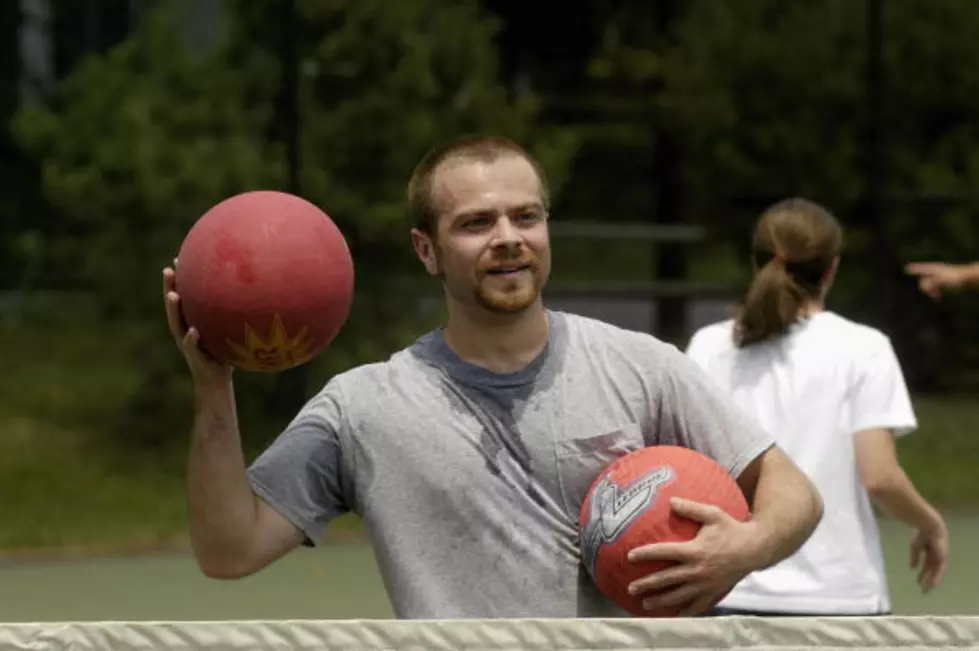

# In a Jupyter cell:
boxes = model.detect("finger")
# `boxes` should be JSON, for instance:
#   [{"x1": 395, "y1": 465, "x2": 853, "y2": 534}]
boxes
[
  {"x1": 920, "y1": 566, "x2": 937, "y2": 594},
  {"x1": 923, "y1": 552, "x2": 947, "y2": 591},
  {"x1": 184, "y1": 326, "x2": 200, "y2": 349},
  {"x1": 931, "y1": 555, "x2": 947, "y2": 590},
  {"x1": 183, "y1": 327, "x2": 223, "y2": 367},
  {"x1": 163, "y1": 267, "x2": 176, "y2": 296},
  {"x1": 919, "y1": 552, "x2": 939, "y2": 592},
  {"x1": 164, "y1": 289, "x2": 188, "y2": 343},
  {"x1": 670, "y1": 497, "x2": 728, "y2": 525},
  {"x1": 641, "y1": 582, "x2": 702, "y2": 613},
  {"x1": 677, "y1": 590, "x2": 725, "y2": 618},
  {"x1": 905, "y1": 262, "x2": 943, "y2": 275},
  {"x1": 628, "y1": 565, "x2": 699, "y2": 597},
  {"x1": 909, "y1": 538, "x2": 923, "y2": 570},
  {"x1": 920, "y1": 281, "x2": 942, "y2": 301},
  {"x1": 629, "y1": 541, "x2": 699, "y2": 564}
]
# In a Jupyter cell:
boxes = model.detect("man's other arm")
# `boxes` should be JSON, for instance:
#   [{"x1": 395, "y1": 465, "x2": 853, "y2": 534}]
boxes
[
  {"x1": 188, "y1": 382, "x2": 306, "y2": 578},
  {"x1": 190, "y1": 381, "x2": 349, "y2": 579},
  {"x1": 734, "y1": 445, "x2": 823, "y2": 572}
]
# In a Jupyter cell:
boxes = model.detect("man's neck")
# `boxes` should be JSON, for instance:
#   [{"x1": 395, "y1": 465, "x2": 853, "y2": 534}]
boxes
[{"x1": 442, "y1": 300, "x2": 550, "y2": 374}]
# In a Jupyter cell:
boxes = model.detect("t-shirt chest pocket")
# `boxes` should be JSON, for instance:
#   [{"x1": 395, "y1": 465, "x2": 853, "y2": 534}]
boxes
[{"x1": 553, "y1": 424, "x2": 645, "y2": 520}]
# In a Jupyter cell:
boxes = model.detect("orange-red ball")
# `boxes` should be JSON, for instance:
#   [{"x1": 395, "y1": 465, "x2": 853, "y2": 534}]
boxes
[
  {"x1": 175, "y1": 190, "x2": 354, "y2": 372},
  {"x1": 579, "y1": 445, "x2": 750, "y2": 617}
]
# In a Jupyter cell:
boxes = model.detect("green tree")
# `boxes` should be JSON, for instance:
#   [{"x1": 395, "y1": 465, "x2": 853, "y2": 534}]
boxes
[
  {"x1": 13, "y1": 0, "x2": 575, "y2": 449},
  {"x1": 664, "y1": 0, "x2": 979, "y2": 390},
  {"x1": 228, "y1": 0, "x2": 574, "y2": 255},
  {"x1": 14, "y1": 5, "x2": 281, "y2": 317},
  {"x1": 586, "y1": 0, "x2": 979, "y2": 389}
]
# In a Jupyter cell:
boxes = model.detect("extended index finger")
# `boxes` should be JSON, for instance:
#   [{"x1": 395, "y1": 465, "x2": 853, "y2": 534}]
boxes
[{"x1": 905, "y1": 262, "x2": 945, "y2": 276}]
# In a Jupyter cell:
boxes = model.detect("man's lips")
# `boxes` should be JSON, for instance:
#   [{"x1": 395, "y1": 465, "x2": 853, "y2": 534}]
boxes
[{"x1": 485, "y1": 264, "x2": 532, "y2": 275}]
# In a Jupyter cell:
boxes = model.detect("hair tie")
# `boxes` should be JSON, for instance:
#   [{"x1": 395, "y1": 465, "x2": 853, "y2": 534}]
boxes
[
  {"x1": 751, "y1": 250, "x2": 828, "y2": 286},
  {"x1": 751, "y1": 250, "x2": 782, "y2": 269}
]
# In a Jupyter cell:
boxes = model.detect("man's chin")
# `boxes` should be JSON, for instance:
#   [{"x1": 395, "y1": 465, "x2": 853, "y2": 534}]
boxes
[{"x1": 475, "y1": 288, "x2": 541, "y2": 315}]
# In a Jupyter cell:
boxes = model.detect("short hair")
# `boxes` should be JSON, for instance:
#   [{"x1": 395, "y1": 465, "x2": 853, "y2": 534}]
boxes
[{"x1": 407, "y1": 135, "x2": 550, "y2": 235}]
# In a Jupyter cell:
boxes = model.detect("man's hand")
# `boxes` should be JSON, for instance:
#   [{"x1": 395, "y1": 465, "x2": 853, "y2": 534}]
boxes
[
  {"x1": 910, "y1": 521, "x2": 949, "y2": 594},
  {"x1": 905, "y1": 262, "x2": 979, "y2": 300},
  {"x1": 626, "y1": 497, "x2": 761, "y2": 616},
  {"x1": 163, "y1": 260, "x2": 233, "y2": 391}
]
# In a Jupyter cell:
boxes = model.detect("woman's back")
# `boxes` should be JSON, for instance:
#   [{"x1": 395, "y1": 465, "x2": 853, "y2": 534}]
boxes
[{"x1": 686, "y1": 310, "x2": 917, "y2": 615}]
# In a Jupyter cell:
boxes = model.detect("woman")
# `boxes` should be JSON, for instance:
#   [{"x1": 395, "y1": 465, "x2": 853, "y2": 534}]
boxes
[{"x1": 686, "y1": 197, "x2": 948, "y2": 616}]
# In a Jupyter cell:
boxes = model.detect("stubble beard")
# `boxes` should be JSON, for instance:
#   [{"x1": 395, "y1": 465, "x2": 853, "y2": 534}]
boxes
[
  {"x1": 473, "y1": 267, "x2": 543, "y2": 314},
  {"x1": 435, "y1": 242, "x2": 546, "y2": 315}
]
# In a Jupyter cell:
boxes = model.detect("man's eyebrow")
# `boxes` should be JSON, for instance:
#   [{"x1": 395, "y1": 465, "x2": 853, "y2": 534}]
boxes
[
  {"x1": 452, "y1": 209, "x2": 496, "y2": 222},
  {"x1": 452, "y1": 203, "x2": 546, "y2": 222},
  {"x1": 511, "y1": 203, "x2": 546, "y2": 213}
]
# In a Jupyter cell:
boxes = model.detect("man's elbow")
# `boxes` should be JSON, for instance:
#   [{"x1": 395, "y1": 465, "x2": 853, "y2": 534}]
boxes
[
  {"x1": 804, "y1": 473, "x2": 825, "y2": 528},
  {"x1": 192, "y1": 544, "x2": 261, "y2": 580},
  {"x1": 783, "y1": 455, "x2": 823, "y2": 529},
  {"x1": 747, "y1": 446, "x2": 824, "y2": 527},
  {"x1": 197, "y1": 558, "x2": 254, "y2": 580}
]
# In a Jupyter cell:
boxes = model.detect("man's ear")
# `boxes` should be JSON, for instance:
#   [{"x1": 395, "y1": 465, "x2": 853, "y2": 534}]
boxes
[{"x1": 411, "y1": 228, "x2": 440, "y2": 276}]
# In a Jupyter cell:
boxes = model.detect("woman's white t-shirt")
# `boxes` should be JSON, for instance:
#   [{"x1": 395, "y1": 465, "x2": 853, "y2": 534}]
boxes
[{"x1": 685, "y1": 311, "x2": 917, "y2": 614}]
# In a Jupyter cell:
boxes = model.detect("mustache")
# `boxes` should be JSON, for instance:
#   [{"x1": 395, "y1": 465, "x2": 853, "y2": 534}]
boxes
[{"x1": 479, "y1": 256, "x2": 539, "y2": 273}]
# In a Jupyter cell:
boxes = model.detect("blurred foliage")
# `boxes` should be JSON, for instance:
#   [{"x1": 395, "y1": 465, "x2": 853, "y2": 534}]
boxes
[
  {"x1": 5, "y1": 0, "x2": 979, "y2": 552},
  {"x1": 569, "y1": 0, "x2": 979, "y2": 390},
  {"x1": 226, "y1": 0, "x2": 577, "y2": 257},
  {"x1": 4, "y1": 0, "x2": 979, "y2": 452},
  {"x1": 13, "y1": 5, "x2": 281, "y2": 317},
  {"x1": 8, "y1": 0, "x2": 575, "y2": 450}
]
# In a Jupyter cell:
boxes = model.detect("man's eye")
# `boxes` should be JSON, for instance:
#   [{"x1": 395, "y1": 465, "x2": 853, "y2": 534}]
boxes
[{"x1": 518, "y1": 209, "x2": 549, "y2": 224}]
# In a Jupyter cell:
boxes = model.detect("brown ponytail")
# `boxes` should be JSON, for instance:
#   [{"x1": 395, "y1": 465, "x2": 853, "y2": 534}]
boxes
[{"x1": 733, "y1": 198, "x2": 843, "y2": 348}]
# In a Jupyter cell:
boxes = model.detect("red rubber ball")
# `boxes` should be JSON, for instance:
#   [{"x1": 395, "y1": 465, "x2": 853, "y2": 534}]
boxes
[
  {"x1": 579, "y1": 445, "x2": 750, "y2": 617},
  {"x1": 175, "y1": 190, "x2": 354, "y2": 372}
]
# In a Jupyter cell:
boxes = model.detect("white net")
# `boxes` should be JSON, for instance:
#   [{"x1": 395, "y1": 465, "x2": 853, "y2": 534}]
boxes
[{"x1": 1, "y1": 617, "x2": 977, "y2": 651}]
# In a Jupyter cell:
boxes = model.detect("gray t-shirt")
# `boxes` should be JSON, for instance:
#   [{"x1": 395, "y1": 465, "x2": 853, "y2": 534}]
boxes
[{"x1": 247, "y1": 310, "x2": 774, "y2": 619}]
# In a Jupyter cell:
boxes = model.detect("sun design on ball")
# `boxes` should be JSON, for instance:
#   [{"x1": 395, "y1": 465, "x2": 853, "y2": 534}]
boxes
[{"x1": 226, "y1": 313, "x2": 315, "y2": 371}]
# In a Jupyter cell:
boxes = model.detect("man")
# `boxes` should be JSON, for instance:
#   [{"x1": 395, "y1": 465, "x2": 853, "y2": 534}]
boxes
[
  {"x1": 162, "y1": 135, "x2": 823, "y2": 619},
  {"x1": 906, "y1": 261, "x2": 979, "y2": 300}
]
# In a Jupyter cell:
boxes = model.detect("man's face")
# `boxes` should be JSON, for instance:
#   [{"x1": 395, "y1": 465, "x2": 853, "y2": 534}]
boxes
[{"x1": 411, "y1": 154, "x2": 551, "y2": 315}]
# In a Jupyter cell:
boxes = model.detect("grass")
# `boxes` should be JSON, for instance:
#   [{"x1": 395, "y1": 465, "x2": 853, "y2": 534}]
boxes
[
  {"x1": 2, "y1": 515, "x2": 978, "y2": 621},
  {"x1": 0, "y1": 292, "x2": 977, "y2": 557},
  {"x1": 894, "y1": 395, "x2": 979, "y2": 505},
  {"x1": 0, "y1": 293, "x2": 381, "y2": 555}
]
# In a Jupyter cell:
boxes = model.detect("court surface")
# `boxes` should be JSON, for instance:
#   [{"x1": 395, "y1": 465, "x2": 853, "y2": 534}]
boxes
[{"x1": 1, "y1": 516, "x2": 975, "y2": 622}]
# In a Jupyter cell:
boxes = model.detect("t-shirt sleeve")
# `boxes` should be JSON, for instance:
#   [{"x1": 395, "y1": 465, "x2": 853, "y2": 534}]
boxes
[
  {"x1": 247, "y1": 382, "x2": 350, "y2": 547},
  {"x1": 848, "y1": 334, "x2": 917, "y2": 438},
  {"x1": 654, "y1": 343, "x2": 776, "y2": 480},
  {"x1": 683, "y1": 327, "x2": 711, "y2": 367}
]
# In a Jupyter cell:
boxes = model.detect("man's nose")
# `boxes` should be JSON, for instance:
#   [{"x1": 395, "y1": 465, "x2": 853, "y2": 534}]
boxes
[{"x1": 490, "y1": 216, "x2": 522, "y2": 249}]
